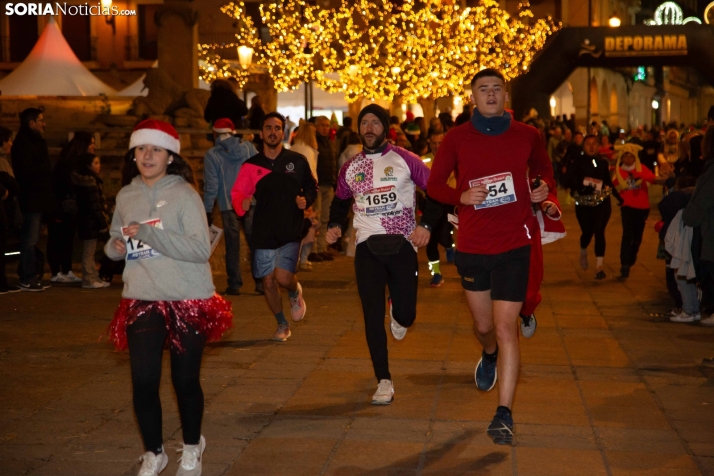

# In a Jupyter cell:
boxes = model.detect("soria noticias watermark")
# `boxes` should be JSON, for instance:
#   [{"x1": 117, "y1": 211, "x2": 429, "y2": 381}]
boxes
[{"x1": 5, "y1": 3, "x2": 137, "y2": 16}]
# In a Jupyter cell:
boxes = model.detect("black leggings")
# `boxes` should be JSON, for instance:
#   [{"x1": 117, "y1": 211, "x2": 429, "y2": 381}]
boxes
[
  {"x1": 426, "y1": 207, "x2": 454, "y2": 263},
  {"x1": 127, "y1": 308, "x2": 205, "y2": 454},
  {"x1": 575, "y1": 200, "x2": 612, "y2": 257},
  {"x1": 355, "y1": 241, "x2": 418, "y2": 382},
  {"x1": 620, "y1": 207, "x2": 649, "y2": 267}
]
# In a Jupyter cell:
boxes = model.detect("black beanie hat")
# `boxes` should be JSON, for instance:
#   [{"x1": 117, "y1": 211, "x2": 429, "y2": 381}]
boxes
[{"x1": 358, "y1": 104, "x2": 390, "y2": 133}]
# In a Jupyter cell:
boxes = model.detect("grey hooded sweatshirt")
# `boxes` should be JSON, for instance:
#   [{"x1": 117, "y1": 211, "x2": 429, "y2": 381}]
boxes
[{"x1": 104, "y1": 174, "x2": 215, "y2": 301}]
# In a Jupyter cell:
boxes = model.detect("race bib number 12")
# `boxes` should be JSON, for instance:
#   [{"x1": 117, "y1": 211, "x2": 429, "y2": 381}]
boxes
[
  {"x1": 122, "y1": 219, "x2": 163, "y2": 260},
  {"x1": 469, "y1": 172, "x2": 517, "y2": 210}
]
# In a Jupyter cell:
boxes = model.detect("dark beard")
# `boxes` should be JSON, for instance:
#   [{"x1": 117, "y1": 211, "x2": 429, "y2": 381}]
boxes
[{"x1": 360, "y1": 130, "x2": 387, "y2": 152}]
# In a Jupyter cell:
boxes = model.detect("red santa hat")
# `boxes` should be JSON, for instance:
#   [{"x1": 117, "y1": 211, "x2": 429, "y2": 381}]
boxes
[
  {"x1": 129, "y1": 119, "x2": 181, "y2": 154},
  {"x1": 212, "y1": 118, "x2": 235, "y2": 134}
]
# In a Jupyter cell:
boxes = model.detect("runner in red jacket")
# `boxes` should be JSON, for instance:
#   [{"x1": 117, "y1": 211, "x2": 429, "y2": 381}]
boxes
[{"x1": 427, "y1": 69, "x2": 555, "y2": 445}]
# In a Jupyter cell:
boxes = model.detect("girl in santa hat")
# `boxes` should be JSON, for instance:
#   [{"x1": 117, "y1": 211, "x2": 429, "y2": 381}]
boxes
[
  {"x1": 612, "y1": 143, "x2": 662, "y2": 278},
  {"x1": 104, "y1": 119, "x2": 232, "y2": 476}
]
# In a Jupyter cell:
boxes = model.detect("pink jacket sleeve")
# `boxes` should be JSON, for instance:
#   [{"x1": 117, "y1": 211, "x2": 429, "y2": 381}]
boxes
[{"x1": 231, "y1": 163, "x2": 267, "y2": 217}]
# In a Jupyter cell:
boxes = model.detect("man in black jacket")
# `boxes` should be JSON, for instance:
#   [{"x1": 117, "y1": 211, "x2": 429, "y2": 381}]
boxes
[
  {"x1": 312, "y1": 115, "x2": 338, "y2": 261},
  {"x1": 12, "y1": 108, "x2": 52, "y2": 291}
]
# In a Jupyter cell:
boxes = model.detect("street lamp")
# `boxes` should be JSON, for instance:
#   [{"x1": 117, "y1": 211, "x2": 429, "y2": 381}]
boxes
[
  {"x1": 651, "y1": 99, "x2": 659, "y2": 109},
  {"x1": 608, "y1": 15, "x2": 621, "y2": 27},
  {"x1": 237, "y1": 45, "x2": 254, "y2": 71}
]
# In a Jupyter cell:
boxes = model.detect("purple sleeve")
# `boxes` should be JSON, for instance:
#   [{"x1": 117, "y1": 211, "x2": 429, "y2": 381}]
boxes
[
  {"x1": 335, "y1": 156, "x2": 354, "y2": 200},
  {"x1": 392, "y1": 146, "x2": 430, "y2": 189}
]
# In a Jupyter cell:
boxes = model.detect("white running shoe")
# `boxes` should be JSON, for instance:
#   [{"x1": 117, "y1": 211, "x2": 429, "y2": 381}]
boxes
[
  {"x1": 388, "y1": 297, "x2": 407, "y2": 340},
  {"x1": 670, "y1": 312, "x2": 701, "y2": 323},
  {"x1": 82, "y1": 281, "x2": 107, "y2": 289},
  {"x1": 50, "y1": 273, "x2": 72, "y2": 283},
  {"x1": 520, "y1": 313, "x2": 537, "y2": 338},
  {"x1": 65, "y1": 271, "x2": 82, "y2": 283},
  {"x1": 371, "y1": 379, "x2": 394, "y2": 405},
  {"x1": 137, "y1": 449, "x2": 168, "y2": 476},
  {"x1": 176, "y1": 435, "x2": 205, "y2": 476},
  {"x1": 289, "y1": 283, "x2": 306, "y2": 322},
  {"x1": 701, "y1": 315, "x2": 714, "y2": 327}
]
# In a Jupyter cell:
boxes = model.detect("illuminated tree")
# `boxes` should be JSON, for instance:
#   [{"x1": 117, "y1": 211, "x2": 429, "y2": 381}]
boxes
[{"x1": 216, "y1": 0, "x2": 558, "y2": 103}]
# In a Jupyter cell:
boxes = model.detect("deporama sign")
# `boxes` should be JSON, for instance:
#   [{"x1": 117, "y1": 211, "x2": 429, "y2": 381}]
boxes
[{"x1": 604, "y1": 34, "x2": 687, "y2": 57}]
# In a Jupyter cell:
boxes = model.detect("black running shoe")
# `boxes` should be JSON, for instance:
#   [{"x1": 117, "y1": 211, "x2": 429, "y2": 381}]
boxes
[
  {"x1": 620, "y1": 265, "x2": 630, "y2": 278},
  {"x1": 487, "y1": 406, "x2": 514, "y2": 445},
  {"x1": 475, "y1": 350, "x2": 498, "y2": 391},
  {"x1": 595, "y1": 270, "x2": 606, "y2": 280}
]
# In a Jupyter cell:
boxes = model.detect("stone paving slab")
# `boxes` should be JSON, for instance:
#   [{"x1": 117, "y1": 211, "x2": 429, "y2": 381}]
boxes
[{"x1": 1, "y1": 189, "x2": 713, "y2": 475}]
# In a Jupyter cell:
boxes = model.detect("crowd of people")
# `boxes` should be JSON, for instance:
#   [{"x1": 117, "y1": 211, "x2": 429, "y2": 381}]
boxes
[
  {"x1": 1, "y1": 69, "x2": 713, "y2": 475},
  {"x1": 529, "y1": 106, "x2": 714, "y2": 329}
]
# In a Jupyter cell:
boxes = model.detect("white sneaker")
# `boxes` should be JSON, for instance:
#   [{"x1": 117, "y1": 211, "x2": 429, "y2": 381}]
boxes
[
  {"x1": 137, "y1": 449, "x2": 168, "y2": 476},
  {"x1": 176, "y1": 435, "x2": 205, "y2": 476},
  {"x1": 50, "y1": 273, "x2": 72, "y2": 283},
  {"x1": 388, "y1": 297, "x2": 407, "y2": 340},
  {"x1": 82, "y1": 281, "x2": 107, "y2": 289},
  {"x1": 371, "y1": 379, "x2": 394, "y2": 405},
  {"x1": 289, "y1": 283, "x2": 306, "y2": 322},
  {"x1": 65, "y1": 271, "x2": 82, "y2": 283},
  {"x1": 670, "y1": 312, "x2": 701, "y2": 323},
  {"x1": 700, "y1": 315, "x2": 714, "y2": 327}
]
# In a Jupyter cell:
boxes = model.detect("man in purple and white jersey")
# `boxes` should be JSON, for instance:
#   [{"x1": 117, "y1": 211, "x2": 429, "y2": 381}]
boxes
[{"x1": 326, "y1": 104, "x2": 442, "y2": 405}]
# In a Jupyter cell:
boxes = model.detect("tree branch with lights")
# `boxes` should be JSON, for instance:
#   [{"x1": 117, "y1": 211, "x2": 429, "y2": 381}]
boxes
[{"x1": 213, "y1": 0, "x2": 557, "y2": 104}]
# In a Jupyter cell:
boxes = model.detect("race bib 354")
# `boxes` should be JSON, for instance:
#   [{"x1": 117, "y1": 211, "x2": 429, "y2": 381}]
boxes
[{"x1": 469, "y1": 173, "x2": 517, "y2": 210}]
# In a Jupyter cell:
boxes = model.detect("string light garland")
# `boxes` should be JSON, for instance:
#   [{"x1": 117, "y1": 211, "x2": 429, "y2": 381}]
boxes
[{"x1": 210, "y1": 0, "x2": 557, "y2": 103}]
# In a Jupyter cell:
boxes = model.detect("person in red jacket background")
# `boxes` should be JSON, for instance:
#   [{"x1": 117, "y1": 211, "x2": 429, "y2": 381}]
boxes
[
  {"x1": 612, "y1": 143, "x2": 660, "y2": 278},
  {"x1": 427, "y1": 68, "x2": 554, "y2": 445}
]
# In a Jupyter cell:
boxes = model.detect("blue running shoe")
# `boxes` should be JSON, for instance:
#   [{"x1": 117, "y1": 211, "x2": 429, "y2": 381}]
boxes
[
  {"x1": 475, "y1": 350, "x2": 498, "y2": 391},
  {"x1": 429, "y1": 273, "x2": 443, "y2": 287},
  {"x1": 487, "y1": 406, "x2": 513, "y2": 445},
  {"x1": 445, "y1": 247, "x2": 455, "y2": 263}
]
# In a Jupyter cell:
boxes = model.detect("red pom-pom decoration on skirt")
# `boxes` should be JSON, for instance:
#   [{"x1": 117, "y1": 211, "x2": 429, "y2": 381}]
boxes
[{"x1": 108, "y1": 294, "x2": 233, "y2": 352}]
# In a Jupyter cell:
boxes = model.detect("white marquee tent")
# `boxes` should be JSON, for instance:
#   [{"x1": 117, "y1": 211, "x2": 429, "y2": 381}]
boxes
[{"x1": 0, "y1": 17, "x2": 117, "y2": 96}]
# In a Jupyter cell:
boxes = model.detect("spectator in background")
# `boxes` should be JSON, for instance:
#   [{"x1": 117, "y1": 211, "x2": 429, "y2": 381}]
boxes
[
  {"x1": 598, "y1": 134, "x2": 614, "y2": 161},
  {"x1": 48, "y1": 131, "x2": 94, "y2": 284},
  {"x1": 395, "y1": 131, "x2": 411, "y2": 151},
  {"x1": 683, "y1": 128, "x2": 714, "y2": 328},
  {"x1": 204, "y1": 79, "x2": 248, "y2": 130},
  {"x1": 404, "y1": 122, "x2": 422, "y2": 148},
  {"x1": 71, "y1": 153, "x2": 109, "y2": 289},
  {"x1": 338, "y1": 131, "x2": 362, "y2": 171},
  {"x1": 428, "y1": 117, "x2": 443, "y2": 137},
  {"x1": 336, "y1": 116, "x2": 353, "y2": 155},
  {"x1": 290, "y1": 121, "x2": 319, "y2": 179},
  {"x1": 312, "y1": 115, "x2": 338, "y2": 261},
  {"x1": 640, "y1": 130, "x2": 659, "y2": 173},
  {"x1": 547, "y1": 126, "x2": 563, "y2": 184},
  {"x1": 203, "y1": 118, "x2": 258, "y2": 296},
  {"x1": 414, "y1": 117, "x2": 428, "y2": 138},
  {"x1": 0, "y1": 126, "x2": 20, "y2": 294},
  {"x1": 248, "y1": 95, "x2": 267, "y2": 151},
  {"x1": 12, "y1": 108, "x2": 53, "y2": 291}
]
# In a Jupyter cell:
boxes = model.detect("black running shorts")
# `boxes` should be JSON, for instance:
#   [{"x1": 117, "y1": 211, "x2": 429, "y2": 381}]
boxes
[{"x1": 454, "y1": 245, "x2": 531, "y2": 302}]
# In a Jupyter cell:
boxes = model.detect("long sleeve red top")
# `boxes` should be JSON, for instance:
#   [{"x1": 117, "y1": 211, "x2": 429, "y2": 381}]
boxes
[{"x1": 427, "y1": 121, "x2": 555, "y2": 255}]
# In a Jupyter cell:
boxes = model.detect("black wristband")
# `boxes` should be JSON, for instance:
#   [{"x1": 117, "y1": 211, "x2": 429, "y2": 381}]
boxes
[{"x1": 418, "y1": 222, "x2": 432, "y2": 232}]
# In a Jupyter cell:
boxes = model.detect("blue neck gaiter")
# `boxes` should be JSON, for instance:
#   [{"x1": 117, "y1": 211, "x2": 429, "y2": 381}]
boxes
[{"x1": 471, "y1": 108, "x2": 511, "y2": 136}]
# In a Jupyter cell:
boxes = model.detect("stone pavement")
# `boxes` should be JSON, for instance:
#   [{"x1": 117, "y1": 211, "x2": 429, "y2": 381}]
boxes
[{"x1": 1, "y1": 193, "x2": 713, "y2": 476}]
